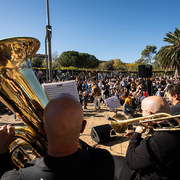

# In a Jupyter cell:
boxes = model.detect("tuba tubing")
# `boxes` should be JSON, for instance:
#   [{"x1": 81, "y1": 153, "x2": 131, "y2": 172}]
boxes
[{"x1": 0, "y1": 37, "x2": 49, "y2": 169}]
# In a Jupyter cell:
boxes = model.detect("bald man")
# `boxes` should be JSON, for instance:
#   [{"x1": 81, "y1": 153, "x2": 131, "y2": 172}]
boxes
[
  {"x1": 124, "y1": 96, "x2": 180, "y2": 180},
  {"x1": 0, "y1": 94, "x2": 114, "y2": 180}
]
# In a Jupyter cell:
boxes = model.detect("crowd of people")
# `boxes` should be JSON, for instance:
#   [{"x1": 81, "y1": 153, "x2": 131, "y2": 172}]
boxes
[{"x1": 0, "y1": 68, "x2": 180, "y2": 179}]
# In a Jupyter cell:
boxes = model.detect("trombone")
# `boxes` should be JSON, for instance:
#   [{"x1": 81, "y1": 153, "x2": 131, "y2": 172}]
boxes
[{"x1": 109, "y1": 113, "x2": 180, "y2": 137}]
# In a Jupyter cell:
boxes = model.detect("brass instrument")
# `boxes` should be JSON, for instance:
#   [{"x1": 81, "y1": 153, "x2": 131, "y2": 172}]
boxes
[
  {"x1": 110, "y1": 113, "x2": 180, "y2": 137},
  {"x1": 0, "y1": 37, "x2": 49, "y2": 169}
]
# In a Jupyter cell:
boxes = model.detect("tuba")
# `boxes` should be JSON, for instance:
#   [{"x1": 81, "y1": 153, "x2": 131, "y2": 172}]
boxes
[{"x1": 0, "y1": 37, "x2": 49, "y2": 169}]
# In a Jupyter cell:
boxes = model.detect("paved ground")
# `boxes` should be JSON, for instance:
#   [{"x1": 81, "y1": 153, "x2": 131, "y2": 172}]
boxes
[{"x1": 0, "y1": 102, "x2": 131, "y2": 158}]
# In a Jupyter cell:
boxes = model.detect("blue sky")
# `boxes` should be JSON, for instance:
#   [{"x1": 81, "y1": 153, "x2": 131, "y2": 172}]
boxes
[{"x1": 0, "y1": 0, "x2": 180, "y2": 63}]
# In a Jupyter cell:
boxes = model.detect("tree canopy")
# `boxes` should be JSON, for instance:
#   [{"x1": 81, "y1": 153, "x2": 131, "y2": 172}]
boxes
[
  {"x1": 58, "y1": 51, "x2": 99, "y2": 68},
  {"x1": 31, "y1": 56, "x2": 42, "y2": 67},
  {"x1": 141, "y1": 45, "x2": 157, "y2": 64},
  {"x1": 155, "y1": 27, "x2": 180, "y2": 76}
]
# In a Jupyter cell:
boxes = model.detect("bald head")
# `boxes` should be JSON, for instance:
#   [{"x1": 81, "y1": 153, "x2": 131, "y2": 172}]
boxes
[
  {"x1": 43, "y1": 94, "x2": 84, "y2": 145},
  {"x1": 141, "y1": 96, "x2": 170, "y2": 114}
]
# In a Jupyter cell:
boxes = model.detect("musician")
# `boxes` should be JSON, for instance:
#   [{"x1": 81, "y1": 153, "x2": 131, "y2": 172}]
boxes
[
  {"x1": 167, "y1": 83, "x2": 180, "y2": 115},
  {"x1": 90, "y1": 82, "x2": 101, "y2": 110},
  {"x1": 0, "y1": 94, "x2": 114, "y2": 179},
  {"x1": 124, "y1": 96, "x2": 180, "y2": 180}
]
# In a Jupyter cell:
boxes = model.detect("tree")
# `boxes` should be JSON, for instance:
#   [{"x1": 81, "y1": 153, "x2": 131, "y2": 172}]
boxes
[
  {"x1": 152, "y1": 56, "x2": 162, "y2": 70},
  {"x1": 141, "y1": 45, "x2": 157, "y2": 64},
  {"x1": 155, "y1": 27, "x2": 180, "y2": 76},
  {"x1": 52, "y1": 51, "x2": 60, "y2": 67},
  {"x1": 125, "y1": 62, "x2": 138, "y2": 71},
  {"x1": 113, "y1": 59, "x2": 126, "y2": 70},
  {"x1": 59, "y1": 51, "x2": 99, "y2": 68},
  {"x1": 59, "y1": 51, "x2": 78, "y2": 67},
  {"x1": 31, "y1": 56, "x2": 42, "y2": 67},
  {"x1": 135, "y1": 57, "x2": 147, "y2": 65},
  {"x1": 102, "y1": 60, "x2": 114, "y2": 71}
]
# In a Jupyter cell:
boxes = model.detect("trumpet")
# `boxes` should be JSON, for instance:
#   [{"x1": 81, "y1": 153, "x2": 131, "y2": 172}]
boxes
[{"x1": 109, "y1": 113, "x2": 180, "y2": 137}]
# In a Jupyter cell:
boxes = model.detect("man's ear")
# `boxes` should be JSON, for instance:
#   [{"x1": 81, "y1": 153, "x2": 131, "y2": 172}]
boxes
[
  {"x1": 80, "y1": 120, "x2": 87, "y2": 133},
  {"x1": 38, "y1": 121, "x2": 46, "y2": 135},
  {"x1": 173, "y1": 93, "x2": 178, "y2": 100}
]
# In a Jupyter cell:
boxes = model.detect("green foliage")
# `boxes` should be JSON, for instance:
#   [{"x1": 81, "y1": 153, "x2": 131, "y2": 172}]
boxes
[
  {"x1": 52, "y1": 51, "x2": 60, "y2": 67},
  {"x1": 102, "y1": 60, "x2": 114, "y2": 71},
  {"x1": 58, "y1": 51, "x2": 99, "y2": 68},
  {"x1": 42, "y1": 58, "x2": 47, "y2": 68},
  {"x1": 135, "y1": 57, "x2": 148, "y2": 65},
  {"x1": 113, "y1": 59, "x2": 126, "y2": 70},
  {"x1": 155, "y1": 27, "x2": 180, "y2": 76},
  {"x1": 31, "y1": 56, "x2": 42, "y2": 67},
  {"x1": 141, "y1": 45, "x2": 157, "y2": 64}
]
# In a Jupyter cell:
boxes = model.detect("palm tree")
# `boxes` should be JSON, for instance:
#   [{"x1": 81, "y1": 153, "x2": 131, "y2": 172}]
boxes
[{"x1": 156, "y1": 27, "x2": 180, "y2": 77}]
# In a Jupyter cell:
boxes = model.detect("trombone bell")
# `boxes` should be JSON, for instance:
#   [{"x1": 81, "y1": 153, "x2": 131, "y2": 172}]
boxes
[{"x1": 111, "y1": 114, "x2": 128, "y2": 133}]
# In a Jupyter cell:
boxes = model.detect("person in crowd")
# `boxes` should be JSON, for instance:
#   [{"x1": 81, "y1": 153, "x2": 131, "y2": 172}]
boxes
[
  {"x1": 121, "y1": 92, "x2": 136, "y2": 115},
  {"x1": 37, "y1": 68, "x2": 47, "y2": 84},
  {"x1": 0, "y1": 94, "x2": 114, "y2": 179},
  {"x1": 56, "y1": 68, "x2": 62, "y2": 81},
  {"x1": 126, "y1": 78, "x2": 131, "y2": 93},
  {"x1": 101, "y1": 80, "x2": 106, "y2": 104},
  {"x1": 90, "y1": 82, "x2": 101, "y2": 110},
  {"x1": 163, "y1": 79, "x2": 171, "y2": 93},
  {"x1": 133, "y1": 82, "x2": 142, "y2": 99},
  {"x1": 52, "y1": 67, "x2": 56, "y2": 81},
  {"x1": 160, "y1": 77, "x2": 166, "y2": 91},
  {"x1": 115, "y1": 96, "x2": 180, "y2": 180},
  {"x1": 65, "y1": 70, "x2": 70, "y2": 79},
  {"x1": 109, "y1": 88, "x2": 115, "y2": 97},
  {"x1": 104, "y1": 81, "x2": 110, "y2": 99},
  {"x1": 130, "y1": 78, "x2": 136, "y2": 92},
  {"x1": 83, "y1": 91, "x2": 88, "y2": 109},
  {"x1": 120, "y1": 78, "x2": 128, "y2": 89},
  {"x1": 37, "y1": 68, "x2": 43, "y2": 76},
  {"x1": 37, "y1": 68, "x2": 43, "y2": 83},
  {"x1": 167, "y1": 83, "x2": 180, "y2": 115},
  {"x1": 78, "y1": 90, "x2": 84, "y2": 105},
  {"x1": 33, "y1": 68, "x2": 37, "y2": 76},
  {"x1": 155, "y1": 87, "x2": 162, "y2": 97},
  {"x1": 82, "y1": 81, "x2": 88, "y2": 92}
]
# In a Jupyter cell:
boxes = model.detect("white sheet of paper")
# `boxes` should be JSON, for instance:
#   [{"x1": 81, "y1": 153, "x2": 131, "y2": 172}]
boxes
[
  {"x1": 104, "y1": 96, "x2": 121, "y2": 111},
  {"x1": 42, "y1": 80, "x2": 79, "y2": 101}
]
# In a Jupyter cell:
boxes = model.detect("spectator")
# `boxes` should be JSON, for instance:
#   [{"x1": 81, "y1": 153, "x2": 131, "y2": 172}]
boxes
[
  {"x1": 121, "y1": 92, "x2": 136, "y2": 115},
  {"x1": 91, "y1": 82, "x2": 101, "y2": 110},
  {"x1": 167, "y1": 83, "x2": 180, "y2": 115}
]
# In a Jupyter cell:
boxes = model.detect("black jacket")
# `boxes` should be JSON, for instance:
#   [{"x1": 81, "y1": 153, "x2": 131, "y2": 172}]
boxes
[
  {"x1": 126, "y1": 131, "x2": 180, "y2": 180},
  {"x1": 170, "y1": 103, "x2": 180, "y2": 115},
  {"x1": 1, "y1": 148, "x2": 114, "y2": 180}
]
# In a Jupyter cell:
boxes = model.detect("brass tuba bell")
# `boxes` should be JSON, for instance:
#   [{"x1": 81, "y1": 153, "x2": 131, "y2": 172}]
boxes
[{"x1": 0, "y1": 37, "x2": 49, "y2": 169}]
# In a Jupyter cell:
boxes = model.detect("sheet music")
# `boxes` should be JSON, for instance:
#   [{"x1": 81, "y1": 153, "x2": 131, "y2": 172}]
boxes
[
  {"x1": 42, "y1": 80, "x2": 79, "y2": 101},
  {"x1": 104, "y1": 96, "x2": 121, "y2": 111}
]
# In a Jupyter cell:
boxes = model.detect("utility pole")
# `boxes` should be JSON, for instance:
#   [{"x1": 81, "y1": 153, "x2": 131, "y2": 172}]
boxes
[{"x1": 45, "y1": 0, "x2": 52, "y2": 82}]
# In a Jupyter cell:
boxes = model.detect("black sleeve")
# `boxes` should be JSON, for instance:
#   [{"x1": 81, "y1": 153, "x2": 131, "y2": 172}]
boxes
[
  {"x1": 0, "y1": 151, "x2": 13, "y2": 178},
  {"x1": 125, "y1": 132, "x2": 154, "y2": 170},
  {"x1": 89, "y1": 149, "x2": 114, "y2": 180}
]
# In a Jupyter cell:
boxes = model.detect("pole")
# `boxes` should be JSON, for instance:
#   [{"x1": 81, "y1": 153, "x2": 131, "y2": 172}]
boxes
[
  {"x1": 46, "y1": 0, "x2": 52, "y2": 82},
  {"x1": 45, "y1": 33, "x2": 48, "y2": 83}
]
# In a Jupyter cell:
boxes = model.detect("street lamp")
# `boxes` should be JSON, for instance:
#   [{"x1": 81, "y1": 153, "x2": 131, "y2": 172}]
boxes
[{"x1": 45, "y1": 0, "x2": 52, "y2": 82}]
